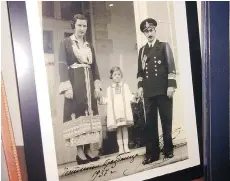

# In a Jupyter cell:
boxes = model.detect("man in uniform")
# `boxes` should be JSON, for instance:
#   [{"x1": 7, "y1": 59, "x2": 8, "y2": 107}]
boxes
[{"x1": 137, "y1": 18, "x2": 177, "y2": 164}]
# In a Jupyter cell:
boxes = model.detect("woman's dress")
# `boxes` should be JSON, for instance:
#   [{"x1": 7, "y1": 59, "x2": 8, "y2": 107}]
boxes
[
  {"x1": 58, "y1": 35, "x2": 102, "y2": 147},
  {"x1": 102, "y1": 82, "x2": 134, "y2": 131}
]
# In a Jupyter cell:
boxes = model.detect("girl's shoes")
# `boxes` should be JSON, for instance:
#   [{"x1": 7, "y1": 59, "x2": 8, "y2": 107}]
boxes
[
  {"x1": 118, "y1": 147, "x2": 124, "y2": 155},
  {"x1": 118, "y1": 145, "x2": 130, "y2": 154},
  {"x1": 124, "y1": 146, "x2": 130, "y2": 153}
]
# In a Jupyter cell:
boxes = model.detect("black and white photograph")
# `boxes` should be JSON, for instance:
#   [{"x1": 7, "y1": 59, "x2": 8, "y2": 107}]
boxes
[{"x1": 25, "y1": 1, "x2": 200, "y2": 180}]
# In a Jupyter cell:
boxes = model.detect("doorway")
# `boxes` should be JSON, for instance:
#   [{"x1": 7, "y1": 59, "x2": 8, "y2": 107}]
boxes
[{"x1": 42, "y1": 1, "x2": 138, "y2": 165}]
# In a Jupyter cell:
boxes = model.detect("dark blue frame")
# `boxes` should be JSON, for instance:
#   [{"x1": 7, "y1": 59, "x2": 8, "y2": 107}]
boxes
[
  {"x1": 7, "y1": 2, "x2": 47, "y2": 181},
  {"x1": 6, "y1": 1, "x2": 209, "y2": 181},
  {"x1": 202, "y1": 2, "x2": 230, "y2": 181}
]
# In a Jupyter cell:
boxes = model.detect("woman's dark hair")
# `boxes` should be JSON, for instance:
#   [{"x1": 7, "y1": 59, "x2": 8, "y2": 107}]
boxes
[
  {"x1": 110, "y1": 66, "x2": 123, "y2": 79},
  {"x1": 71, "y1": 14, "x2": 87, "y2": 29}
]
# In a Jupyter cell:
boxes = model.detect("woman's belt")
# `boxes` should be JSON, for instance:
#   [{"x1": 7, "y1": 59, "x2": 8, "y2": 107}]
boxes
[
  {"x1": 69, "y1": 63, "x2": 90, "y2": 69},
  {"x1": 68, "y1": 62, "x2": 93, "y2": 131}
]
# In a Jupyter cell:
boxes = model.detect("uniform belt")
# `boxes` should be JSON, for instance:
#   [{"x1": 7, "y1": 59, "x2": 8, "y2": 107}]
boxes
[{"x1": 69, "y1": 63, "x2": 90, "y2": 69}]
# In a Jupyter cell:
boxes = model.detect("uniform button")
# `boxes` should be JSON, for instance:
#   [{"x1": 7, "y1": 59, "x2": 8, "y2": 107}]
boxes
[
  {"x1": 154, "y1": 61, "x2": 157, "y2": 63},
  {"x1": 154, "y1": 57, "x2": 156, "y2": 59},
  {"x1": 155, "y1": 74, "x2": 157, "y2": 76},
  {"x1": 146, "y1": 71, "x2": 148, "y2": 74},
  {"x1": 146, "y1": 67, "x2": 148, "y2": 70},
  {"x1": 146, "y1": 76, "x2": 148, "y2": 78},
  {"x1": 155, "y1": 69, "x2": 157, "y2": 71},
  {"x1": 155, "y1": 65, "x2": 157, "y2": 67}
]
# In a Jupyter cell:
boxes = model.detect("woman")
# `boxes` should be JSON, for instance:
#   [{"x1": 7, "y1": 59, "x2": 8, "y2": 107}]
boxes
[{"x1": 58, "y1": 14, "x2": 102, "y2": 165}]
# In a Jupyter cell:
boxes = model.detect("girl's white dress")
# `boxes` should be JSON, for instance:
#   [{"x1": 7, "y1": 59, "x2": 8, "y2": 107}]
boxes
[{"x1": 102, "y1": 82, "x2": 135, "y2": 131}]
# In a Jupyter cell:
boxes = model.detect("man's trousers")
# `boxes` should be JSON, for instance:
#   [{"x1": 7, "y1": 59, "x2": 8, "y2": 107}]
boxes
[{"x1": 144, "y1": 95, "x2": 173, "y2": 157}]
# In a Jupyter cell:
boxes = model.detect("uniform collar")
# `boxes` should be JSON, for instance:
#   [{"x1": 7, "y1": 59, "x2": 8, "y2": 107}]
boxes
[
  {"x1": 145, "y1": 39, "x2": 160, "y2": 51},
  {"x1": 147, "y1": 38, "x2": 157, "y2": 48}
]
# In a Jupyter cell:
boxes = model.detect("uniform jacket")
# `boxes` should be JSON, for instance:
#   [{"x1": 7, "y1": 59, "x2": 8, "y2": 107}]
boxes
[{"x1": 137, "y1": 39, "x2": 177, "y2": 97}]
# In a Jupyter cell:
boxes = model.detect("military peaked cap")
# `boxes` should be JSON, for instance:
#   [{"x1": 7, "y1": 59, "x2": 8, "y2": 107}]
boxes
[{"x1": 140, "y1": 18, "x2": 157, "y2": 32}]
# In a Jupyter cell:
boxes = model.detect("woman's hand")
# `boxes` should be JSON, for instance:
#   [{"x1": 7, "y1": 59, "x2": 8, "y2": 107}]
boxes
[
  {"x1": 65, "y1": 89, "x2": 73, "y2": 99},
  {"x1": 94, "y1": 88, "x2": 101, "y2": 99}
]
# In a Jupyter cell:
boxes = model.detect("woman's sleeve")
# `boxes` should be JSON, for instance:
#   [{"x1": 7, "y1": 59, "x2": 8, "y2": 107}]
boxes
[
  {"x1": 99, "y1": 89, "x2": 108, "y2": 105},
  {"x1": 90, "y1": 45, "x2": 102, "y2": 91},
  {"x1": 58, "y1": 40, "x2": 72, "y2": 94}
]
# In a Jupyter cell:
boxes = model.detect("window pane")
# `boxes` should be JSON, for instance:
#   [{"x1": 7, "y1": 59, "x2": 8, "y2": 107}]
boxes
[
  {"x1": 42, "y1": 1, "x2": 54, "y2": 18},
  {"x1": 43, "y1": 31, "x2": 54, "y2": 54},
  {"x1": 60, "y1": 2, "x2": 82, "y2": 20}
]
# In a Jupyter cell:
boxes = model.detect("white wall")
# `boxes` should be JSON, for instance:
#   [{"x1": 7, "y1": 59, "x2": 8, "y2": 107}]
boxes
[
  {"x1": 1, "y1": 143, "x2": 9, "y2": 181},
  {"x1": 146, "y1": 1, "x2": 179, "y2": 72},
  {"x1": 144, "y1": 1, "x2": 186, "y2": 143}
]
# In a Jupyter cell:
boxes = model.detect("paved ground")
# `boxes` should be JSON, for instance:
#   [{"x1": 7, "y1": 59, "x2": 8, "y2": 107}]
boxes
[{"x1": 59, "y1": 143, "x2": 188, "y2": 181}]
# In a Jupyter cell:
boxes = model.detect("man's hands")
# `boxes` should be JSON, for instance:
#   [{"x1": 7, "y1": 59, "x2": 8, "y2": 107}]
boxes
[
  {"x1": 137, "y1": 87, "x2": 143, "y2": 98},
  {"x1": 137, "y1": 87, "x2": 175, "y2": 99},
  {"x1": 65, "y1": 85, "x2": 174, "y2": 100},
  {"x1": 167, "y1": 87, "x2": 175, "y2": 98}
]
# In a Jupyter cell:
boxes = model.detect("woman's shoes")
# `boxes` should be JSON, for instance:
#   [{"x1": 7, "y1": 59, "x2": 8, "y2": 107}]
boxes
[
  {"x1": 76, "y1": 155, "x2": 90, "y2": 165},
  {"x1": 85, "y1": 154, "x2": 100, "y2": 162}
]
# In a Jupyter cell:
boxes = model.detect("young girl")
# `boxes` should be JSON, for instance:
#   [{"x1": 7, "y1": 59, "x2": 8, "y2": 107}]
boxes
[{"x1": 99, "y1": 66, "x2": 136, "y2": 154}]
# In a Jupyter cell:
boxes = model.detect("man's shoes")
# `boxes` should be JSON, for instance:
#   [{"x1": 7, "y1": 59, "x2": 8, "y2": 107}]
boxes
[
  {"x1": 164, "y1": 151, "x2": 174, "y2": 159},
  {"x1": 142, "y1": 155, "x2": 159, "y2": 165}
]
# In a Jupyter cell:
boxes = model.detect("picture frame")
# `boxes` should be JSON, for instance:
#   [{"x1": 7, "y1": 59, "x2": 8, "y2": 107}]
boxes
[
  {"x1": 7, "y1": 1, "x2": 203, "y2": 181},
  {"x1": 201, "y1": 2, "x2": 230, "y2": 181},
  {"x1": 1, "y1": 2, "x2": 30, "y2": 180}
]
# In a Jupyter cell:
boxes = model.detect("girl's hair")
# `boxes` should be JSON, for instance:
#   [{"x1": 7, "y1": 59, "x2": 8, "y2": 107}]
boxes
[
  {"x1": 110, "y1": 66, "x2": 123, "y2": 79},
  {"x1": 71, "y1": 14, "x2": 87, "y2": 29}
]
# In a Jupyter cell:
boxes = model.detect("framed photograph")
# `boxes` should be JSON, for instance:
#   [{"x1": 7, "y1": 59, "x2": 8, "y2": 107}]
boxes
[{"x1": 7, "y1": 1, "x2": 203, "y2": 181}]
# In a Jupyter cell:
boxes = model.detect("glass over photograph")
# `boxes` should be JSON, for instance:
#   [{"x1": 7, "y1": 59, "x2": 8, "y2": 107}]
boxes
[{"x1": 37, "y1": 1, "x2": 199, "y2": 181}]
